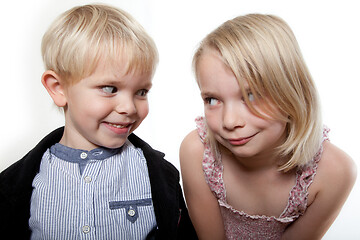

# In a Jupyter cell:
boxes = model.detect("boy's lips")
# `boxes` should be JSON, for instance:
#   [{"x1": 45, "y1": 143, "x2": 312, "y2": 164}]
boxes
[
  {"x1": 108, "y1": 122, "x2": 130, "y2": 129},
  {"x1": 104, "y1": 122, "x2": 133, "y2": 134}
]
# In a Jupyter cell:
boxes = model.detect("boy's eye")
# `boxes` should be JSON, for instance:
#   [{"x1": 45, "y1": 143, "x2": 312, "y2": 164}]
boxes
[
  {"x1": 102, "y1": 86, "x2": 117, "y2": 94},
  {"x1": 136, "y1": 89, "x2": 149, "y2": 97},
  {"x1": 205, "y1": 97, "x2": 220, "y2": 106}
]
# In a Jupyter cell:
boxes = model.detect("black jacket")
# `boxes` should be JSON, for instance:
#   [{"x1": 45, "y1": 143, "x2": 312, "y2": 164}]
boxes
[{"x1": 0, "y1": 127, "x2": 197, "y2": 240}]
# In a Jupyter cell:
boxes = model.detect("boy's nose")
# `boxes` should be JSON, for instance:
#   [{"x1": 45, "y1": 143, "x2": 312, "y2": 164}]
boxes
[{"x1": 115, "y1": 97, "x2": 137, "y2": 115}]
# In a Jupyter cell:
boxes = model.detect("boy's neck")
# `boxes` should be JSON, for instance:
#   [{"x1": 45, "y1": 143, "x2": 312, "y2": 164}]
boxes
[{"x1": 59, "y1": 126, "x2": 100, "y2": 151}]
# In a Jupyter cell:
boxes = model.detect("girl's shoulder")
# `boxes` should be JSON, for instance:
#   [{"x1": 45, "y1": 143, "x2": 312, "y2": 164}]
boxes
[
  {"x1": 181, "y1": 117, "x2": 207, "y2": 157},
  {"x1": 180, "y1": 130, "x2": 226, "y2": 239},
  {"x1": 320, "y1": 141, "x2": 356, "y2": 177},
  {"x1": 180, "y1": 129, "x2": 205, "y2": 160},
  {"x1": 280, "y1": 141, "x2": 356, "y2": 238},
  {"x1": 314, "y1": 141, "x2": 356, "y2": 197}
]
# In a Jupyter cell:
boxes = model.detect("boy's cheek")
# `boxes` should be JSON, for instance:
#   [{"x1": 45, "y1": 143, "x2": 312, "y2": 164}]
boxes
[{"x1": 138, "y1": 103, "x2": 150, "y2": 119}]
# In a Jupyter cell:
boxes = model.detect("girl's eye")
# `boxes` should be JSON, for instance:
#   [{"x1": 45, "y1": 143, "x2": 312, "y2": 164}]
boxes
[
  {"x1": 242, "y1": 92, "x2": 255, "y2": 102},
  {"x1": 102, "y1": 86, "x2": 117, "y2": 94},
  {"x1": 248, "y1": 92, "x2": 255, "y2": 102},
  {"x1": 205, "y1": 97, "x2": 220, "y2": 106},
  {"x1": 136, "y1": 89, "x2": 149, "y2": 97}
]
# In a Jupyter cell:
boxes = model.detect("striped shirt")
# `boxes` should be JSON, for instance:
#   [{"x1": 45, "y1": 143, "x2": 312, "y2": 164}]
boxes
[{"x1": 29, "y1": 140, "x2": 157, "y2": 240}]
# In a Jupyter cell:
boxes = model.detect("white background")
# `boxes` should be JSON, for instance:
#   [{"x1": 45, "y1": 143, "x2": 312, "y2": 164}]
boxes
[{"x1": 0, "y1": 0, "x2": 359, "y2": 238}]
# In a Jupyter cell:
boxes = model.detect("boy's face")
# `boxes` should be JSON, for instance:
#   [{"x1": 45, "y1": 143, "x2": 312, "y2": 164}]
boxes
[{"x1": 60, "y1": 58, "x2": 152, "y2": 150}]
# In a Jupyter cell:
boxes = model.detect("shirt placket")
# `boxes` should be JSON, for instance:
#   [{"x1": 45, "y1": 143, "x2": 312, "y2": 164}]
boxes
[{"x1": 78, "y1": 151, "x2": 102, "y2": 239}]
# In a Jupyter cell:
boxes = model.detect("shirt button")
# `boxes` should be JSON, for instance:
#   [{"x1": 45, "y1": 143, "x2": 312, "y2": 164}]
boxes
[
  {"x1": 82, "y1": 225, "x2": 90, "y2": 233},
  {"x1": 128, "y1": 209, "x2": 136, "y2": 217},
  {"x1": 80, "y1": 152, "x2": 88, "y2": 159},
  {"x1": 84, "y1": 176, "x2": 92, "y2": 183}
]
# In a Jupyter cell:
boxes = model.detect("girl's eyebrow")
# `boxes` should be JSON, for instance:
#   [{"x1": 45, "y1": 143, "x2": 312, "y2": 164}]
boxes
[
  {"x1": 244, "y1": 87, "x2": 252, "y2": 93},
  {"x1": 200, "y1": 90, "x2": 216, "y2": 98}
]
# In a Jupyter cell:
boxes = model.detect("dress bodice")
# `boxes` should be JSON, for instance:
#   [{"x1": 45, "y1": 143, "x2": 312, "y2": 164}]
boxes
[{"x1": 195, "y1": 116, "x2": 329, "y2": 239}]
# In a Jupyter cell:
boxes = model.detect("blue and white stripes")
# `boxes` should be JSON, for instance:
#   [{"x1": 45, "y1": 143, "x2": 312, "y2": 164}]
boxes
[{"x1": 29, "y1": 140, "x2": 157, "y2": 239}]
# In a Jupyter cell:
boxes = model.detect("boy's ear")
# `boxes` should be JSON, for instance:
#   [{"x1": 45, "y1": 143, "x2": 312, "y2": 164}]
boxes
[{"x1": 41, "y1": 70, "x2": 67, "y2": 107}]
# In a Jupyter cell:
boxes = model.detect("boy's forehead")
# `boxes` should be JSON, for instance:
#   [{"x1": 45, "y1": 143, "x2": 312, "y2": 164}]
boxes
[
  {"x1": 93, "y1": 55, "x2": 147, "y2": 76},
  {"x1": 98, "y1": 51, "x2": 154, "y2": 76},
  {"x1": 78, "y1": 57, "x2": 153, "y2": 86},
  {"x1": 96, "y1": 53, "x2": 128, "y2": 70}
]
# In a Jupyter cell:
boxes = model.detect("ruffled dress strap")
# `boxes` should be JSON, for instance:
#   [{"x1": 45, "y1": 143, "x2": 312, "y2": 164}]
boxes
[
  {"x1": 195, "y1": 117, "x2": 226, "y2": 201},
  {"x1": 195, "y1": 116, "x2": 207, "y2": 143},
  {"x1": 280, "y1": 126, "x2": 330, "y2": 219}
]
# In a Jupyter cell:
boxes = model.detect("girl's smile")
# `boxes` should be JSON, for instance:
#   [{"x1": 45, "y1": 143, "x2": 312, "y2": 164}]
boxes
[
  {"x1": 197, "y1": 48, "x2": 287, "y2": 161},
  {"x1": 227, "y1": 132, "x2": 259, "y2": 146}
]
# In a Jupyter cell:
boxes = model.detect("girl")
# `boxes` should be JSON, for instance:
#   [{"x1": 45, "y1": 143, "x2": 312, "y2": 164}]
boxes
[{"x1": 180, "y1": 14, "x2": 356, "y2": 239}]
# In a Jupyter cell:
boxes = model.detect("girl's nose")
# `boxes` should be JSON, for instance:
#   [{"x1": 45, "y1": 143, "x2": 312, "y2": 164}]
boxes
[{"x1": 222, "y1": 103, "x2": 246, "y2": 130}]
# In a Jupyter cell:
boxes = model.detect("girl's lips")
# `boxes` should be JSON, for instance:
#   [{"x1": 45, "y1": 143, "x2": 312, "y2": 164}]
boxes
[{"x1": 228, "y1": 133, "x2": 258, "y2": 146}]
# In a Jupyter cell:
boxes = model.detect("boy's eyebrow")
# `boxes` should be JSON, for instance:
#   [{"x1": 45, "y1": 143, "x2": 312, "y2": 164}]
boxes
[
  {"x1": 99, "y1": 78, "x2": 153, "y2": 89},
  {"x1": 142, "y1": 82, "x2": 153, "y2": 89},
  {"x1": 102, "y1": 79, "x2": 124, "y2": 85}
]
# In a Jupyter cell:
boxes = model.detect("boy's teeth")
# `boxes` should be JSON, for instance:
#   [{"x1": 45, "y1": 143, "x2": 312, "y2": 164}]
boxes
[{"x1": 109, "y1": 123, "x2": 127, "y2": 128}]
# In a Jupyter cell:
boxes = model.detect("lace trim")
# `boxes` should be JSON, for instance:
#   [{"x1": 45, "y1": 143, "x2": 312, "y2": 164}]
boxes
[
  {"x1": 196, "y1": 116, "x2": 226, "y2": 200},
  {"x1": 195, "y1": 116, "x2": 207, "y2": 143},
  {"x1": 219, "y1": 200, "x2": 295, "y2": 223},
  {"x1": 280, "y1": 126, "x2": 330, "y2": 218}
]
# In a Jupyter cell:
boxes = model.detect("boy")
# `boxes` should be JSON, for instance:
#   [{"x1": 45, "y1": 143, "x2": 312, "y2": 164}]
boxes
[{"x1": 0, "y1": 4, "x2": 196, "y2": 239}]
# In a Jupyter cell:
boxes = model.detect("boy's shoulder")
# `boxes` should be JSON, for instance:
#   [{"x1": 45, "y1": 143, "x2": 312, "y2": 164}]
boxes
[
  {"x1": 0, "y1": 127, "x2": 64, "y2": 238},
  {"x1": 0, "y1": 127, "x2": 64, "y2": 194}
]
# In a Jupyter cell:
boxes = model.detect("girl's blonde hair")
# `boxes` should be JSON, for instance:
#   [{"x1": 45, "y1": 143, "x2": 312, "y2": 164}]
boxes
[
  {"x1": 193, "y1": 14, "x2": 323, "y2": 172},
  {"x1": 42, "y1": 4, "x2": 158, "y2": 85}
]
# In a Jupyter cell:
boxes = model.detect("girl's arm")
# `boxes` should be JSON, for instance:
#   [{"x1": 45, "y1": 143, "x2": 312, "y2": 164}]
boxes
[
  {"x1": 180, "y1": 130, "x2": 226, "y2": 240},
  {"x1": 282, "y1": 141, "x2": 357, "y2": 240}
]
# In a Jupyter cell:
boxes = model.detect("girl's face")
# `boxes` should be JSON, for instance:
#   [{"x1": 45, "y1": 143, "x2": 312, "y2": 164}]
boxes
[
  {"x1": 60, "y1": 57, "x2": 152, "y2": 150},
  {"x1": 197, "y1": 48, "x2": 287, "y2": 159}
]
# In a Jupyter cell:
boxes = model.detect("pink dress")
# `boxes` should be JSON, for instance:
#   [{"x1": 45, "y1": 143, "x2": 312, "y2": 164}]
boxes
[{"x1": 195, "y1": 116, "x2": 330, "y2": 239}]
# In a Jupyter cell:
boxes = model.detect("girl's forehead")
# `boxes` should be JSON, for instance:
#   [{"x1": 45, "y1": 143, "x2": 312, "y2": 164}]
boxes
[{"x1": 197, "y1": 50, "x2": 250, "y2": 89}]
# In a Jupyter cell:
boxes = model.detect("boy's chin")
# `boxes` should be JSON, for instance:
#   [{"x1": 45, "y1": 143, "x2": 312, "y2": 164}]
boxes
[{"x1": 99, "y1": 138, "x2": 129, "y2": 149}]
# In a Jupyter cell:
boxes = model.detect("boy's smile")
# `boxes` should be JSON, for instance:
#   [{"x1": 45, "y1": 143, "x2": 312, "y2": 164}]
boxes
[
  {"x1": 105, "y1": 122, "x2": 134, "y2": 134},
  {"x1": 59, "y1": 57, "x2": 152, "y2": 150}
]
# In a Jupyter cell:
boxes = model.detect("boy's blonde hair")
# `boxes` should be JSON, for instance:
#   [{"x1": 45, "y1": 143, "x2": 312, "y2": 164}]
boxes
[
  {"x1": 193, "y1": 14, "x2": 323, "y2": 172},
  {"x1": 42, "y1": 4, "x2": 158, "y2": 85}
]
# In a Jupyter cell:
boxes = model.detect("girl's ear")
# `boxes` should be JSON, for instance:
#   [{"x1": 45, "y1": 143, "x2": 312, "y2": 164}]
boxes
[{"x1": 41, "y1": 70, "x2": 67, "y2": 107}]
